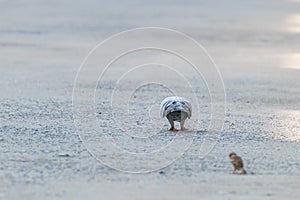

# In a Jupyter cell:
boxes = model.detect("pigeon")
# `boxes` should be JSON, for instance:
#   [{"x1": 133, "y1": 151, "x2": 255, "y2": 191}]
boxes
[
  {"x1": 229, "y1": 152, "x2": 247, "y2": 174},
  {"x1": 160, "y1": 96, "x2": 192, "y2": 131}
]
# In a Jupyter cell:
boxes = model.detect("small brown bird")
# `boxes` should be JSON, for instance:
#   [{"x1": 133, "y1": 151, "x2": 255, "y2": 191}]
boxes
[{"x1": 229, "y1": 152, "x2": 247, "y2": 174}]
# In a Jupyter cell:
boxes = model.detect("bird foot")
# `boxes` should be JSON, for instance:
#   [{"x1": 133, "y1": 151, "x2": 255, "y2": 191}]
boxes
[{"x1": 169, "y1": 127, "x2": 179, "y2": 131}]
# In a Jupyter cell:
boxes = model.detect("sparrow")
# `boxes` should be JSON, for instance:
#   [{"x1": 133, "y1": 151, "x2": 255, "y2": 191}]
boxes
[
  {"x1": 229, "y1": 152, "x2": 247, "y2": 174},
  {"x1": 160, "y1": 96, "x2": 192, "y2": 131}
]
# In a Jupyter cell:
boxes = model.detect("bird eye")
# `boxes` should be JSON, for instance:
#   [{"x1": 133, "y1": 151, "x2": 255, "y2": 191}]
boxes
[
  {"x1": 182, "y1": 102, "x2": 185, "y2": 105},
  {"x1": 172, "y1": 101, "x2": 176, "y2": 104}
]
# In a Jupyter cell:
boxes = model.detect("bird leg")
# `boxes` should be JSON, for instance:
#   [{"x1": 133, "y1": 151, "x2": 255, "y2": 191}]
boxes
[
  {"x1": 168, "y1": 119, "x2": 179, "y2": 131},
  {"x1": 238, "y1": 168, "x2": 247, "y2": 174},
  {"x1": 180, "y1": 120, "x2": 187, "y2": 131}
]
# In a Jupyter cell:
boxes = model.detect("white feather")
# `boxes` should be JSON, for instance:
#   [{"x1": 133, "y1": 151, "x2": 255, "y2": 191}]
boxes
[{"x1": 160, "y1": 96, "x2": 192, "y2": 118}]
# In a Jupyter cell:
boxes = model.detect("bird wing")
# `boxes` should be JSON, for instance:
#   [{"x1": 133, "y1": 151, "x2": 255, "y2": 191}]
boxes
[
  {"x1": 236, "y1": 156, "x2": 244, "y2": 168},
  {"x1": 160, "y1": 96, "x2": 192, "y2": 118},
  {"x1": 231, "y1": 156, "x2": 244, "y2": 169}
]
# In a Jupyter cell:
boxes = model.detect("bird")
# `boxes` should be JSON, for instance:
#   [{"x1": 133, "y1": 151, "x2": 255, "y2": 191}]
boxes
[
  {"x1": 229, "y1": 152, "x2": 247, "y2": 174},
  {"x1": 160, "y1": 96, "x2": 192, "y2": 131}
]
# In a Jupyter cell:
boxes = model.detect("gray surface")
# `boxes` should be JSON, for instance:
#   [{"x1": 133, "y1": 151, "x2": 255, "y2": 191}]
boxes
[{"x1": 1, "y1": 0, "x2": 300, "y2": 199}]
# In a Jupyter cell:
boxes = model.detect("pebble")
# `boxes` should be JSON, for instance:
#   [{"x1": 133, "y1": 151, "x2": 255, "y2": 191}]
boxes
[
  {"x1": 159, "y1": 171, "x2": 165, "y2": 175},
  {"x1": 58, "y1": 153, "x2": 71, "y2": 157}
]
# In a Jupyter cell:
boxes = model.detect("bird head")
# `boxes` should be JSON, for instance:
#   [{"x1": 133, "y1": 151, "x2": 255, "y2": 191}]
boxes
[{"x1": 229, "y1": 152, "x2": 237, "y2": 158}]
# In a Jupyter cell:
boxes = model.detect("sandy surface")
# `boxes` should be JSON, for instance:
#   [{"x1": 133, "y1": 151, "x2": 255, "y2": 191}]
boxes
[{"x1": 1, "y1": 0, "x2": 300, "y2": 199}]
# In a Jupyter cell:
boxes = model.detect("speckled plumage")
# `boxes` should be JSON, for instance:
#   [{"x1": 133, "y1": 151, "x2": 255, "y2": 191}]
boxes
[
  {"x1": 160, "y1": 96, "x2": 192, "y2": 131},
  {"x1": 229, "y1": 152, "x2": 247, "y2": 174}
]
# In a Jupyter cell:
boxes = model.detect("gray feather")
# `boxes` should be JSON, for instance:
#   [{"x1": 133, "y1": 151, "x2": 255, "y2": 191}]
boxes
[{"x1": 160, "y1": 96, "x2": 192, "y2": 118}]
